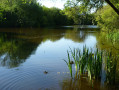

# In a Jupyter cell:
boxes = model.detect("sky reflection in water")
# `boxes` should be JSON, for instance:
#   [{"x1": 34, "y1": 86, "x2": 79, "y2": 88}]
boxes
[{"x1": 0, "y1": 27, "x2": 99, "y2": 89}]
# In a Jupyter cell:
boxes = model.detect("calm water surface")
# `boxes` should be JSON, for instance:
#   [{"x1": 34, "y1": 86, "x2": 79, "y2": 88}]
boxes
[{"x1": 0, "y1": 26, "x2": 118, "y2": 90}]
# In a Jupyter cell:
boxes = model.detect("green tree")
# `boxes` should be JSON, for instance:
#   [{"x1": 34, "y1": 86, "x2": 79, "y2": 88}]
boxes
[
  {"x1": 0, "y1": 0, "x2": 74, "y2": 27},
  {"x1": 95, "y1": 5, "x2": 119, "y2": 50},
  {"x1": 95, "y1": 5, "x2": 119, "y2": 30},
  {"x1": 16, "y1": 2, "x2": 43, "y2": 27},
  {"x1": 63, "y1": 4, "x2": 95, "y2": 25},
  {"x1": 65, "y1": 0, "x2": 119, "y2": 15},
  {"x1": 0, "y1": 0, "x2": 42, "y2": 27}
]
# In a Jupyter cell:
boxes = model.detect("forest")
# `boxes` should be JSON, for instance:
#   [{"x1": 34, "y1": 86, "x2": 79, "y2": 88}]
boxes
[
  {"x1": 0, "y1": 0, "x2": 118, "y2": 29},
  {"x1": 0, "y1": 0, "x2": 98, "y2": 28},
  {"x1": 0, "y1": 0, "x2": 71, "y2": 27}
]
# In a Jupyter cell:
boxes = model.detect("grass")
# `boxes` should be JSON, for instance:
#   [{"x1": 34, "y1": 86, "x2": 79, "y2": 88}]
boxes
[
  {"x1": 106, "y1": 51, "x2": 118, "y2": 84},
  {"x1": 64, "y1": 51, "x2": 72, "y2": 77},
  {"x1": 64, "y1": 46, "x2": 119, "y2": 85}
]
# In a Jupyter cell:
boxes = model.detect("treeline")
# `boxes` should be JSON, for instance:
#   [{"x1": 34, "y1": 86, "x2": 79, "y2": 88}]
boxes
[
  {"x1": 95, "y1": 5, "x2": 119, "y2": 30},
  {"x1": 95, "y1": 4, "x2": 119, "y2": 49},
  {"x1": 0, "y1": 0, "x2": 73, "y2": 28},
  {"x1": 62, "y1": 5, "x2": 96, "y2": 25}
]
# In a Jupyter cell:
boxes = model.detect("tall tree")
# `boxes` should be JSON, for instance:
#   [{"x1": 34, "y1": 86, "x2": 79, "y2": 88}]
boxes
[
  {"x1": 105, "y1": 0, "x2": 119, "y2": 15},
  {"x1": 66, "y1": 0, "x2": 119, "y2": 15}
]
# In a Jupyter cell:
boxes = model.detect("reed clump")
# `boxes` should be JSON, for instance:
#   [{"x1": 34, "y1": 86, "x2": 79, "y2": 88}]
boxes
[{"x1": 64, "y1": 47, "x2": 119, "y2": 85}]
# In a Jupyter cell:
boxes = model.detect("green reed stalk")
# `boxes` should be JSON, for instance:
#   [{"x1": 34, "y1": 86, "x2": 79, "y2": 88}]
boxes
[
  {"x1": 70, "y1": 48, "x2": 78, "y2": 72},
  {"x1": 64, "y1": 51, "x2": 72, "y2": 77},
  {"x1": 64, "y1": 46, "x2": 118, "y2": 85},
  {"x1": 106, "y1": 51, "x2": 118, "y2": 85}
]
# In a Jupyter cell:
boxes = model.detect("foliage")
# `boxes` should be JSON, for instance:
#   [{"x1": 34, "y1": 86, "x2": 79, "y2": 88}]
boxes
[
  {"x1": 65, "y1": 47, "x2": 103, "y2": 79},
  {"x1": 41, "y1": 6, "x2": 73, "y2": 27},
  {"x1": 66, "y1": 0, "x2": 119, "y2": 15},
  {"x1": 63, "y1": 0, "x2": 119, "y2": 25},
  {"x1": 63, "y1": 1, "x2": 96, "y2": 25},
  {"x1": 0, "y1": 0, "x2": 73, "y2": 27},
  {"x1": 64, "y1": 47, "x2": 119, "y2": 85},
  {"x1": 64, "y1": 51, "x2": 73, "y2": 77},
  {"x1": 95, "y1": 5, "x2": 119, "y2": 48},
  {"x1": 95, "y1": 5, "x2": 119, "y2": 30},
  {"x1": 106, "y1": 51, "x2": 118, "y2": 84}
]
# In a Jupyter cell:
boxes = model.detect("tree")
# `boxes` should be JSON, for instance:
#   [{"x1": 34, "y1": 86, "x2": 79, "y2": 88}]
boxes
[
  {"x1": 0, "y1": 0, "x2": 42, "y2": 27},
  {"x1": 96, "y1": 5, "x2": 119, "y2": 30},
  {"x1": 105, "y1": 0, "x2": 119, "y2": 15},
  {"x1": 63, "y1": 3, "x2": 95, "y2": 25},
  {"x1": 66, "y1": 0, "x2": 119, "y2": 15}
]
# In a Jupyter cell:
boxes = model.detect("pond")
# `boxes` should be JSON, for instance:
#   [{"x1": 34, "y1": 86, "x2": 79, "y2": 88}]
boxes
[{"x1": 0, "y1": 25, "x2": 118, "y2": 90}]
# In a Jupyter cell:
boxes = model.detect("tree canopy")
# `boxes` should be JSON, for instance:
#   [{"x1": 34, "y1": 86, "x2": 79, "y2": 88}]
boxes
[
  {"x1": 0, "y1": 0, "x2": 119, "y2": 27},
  {"x1": 0, "y1": 0, "x2": 73, "y2": 27},
  {"x1": 64, "y1": 0, "x2": 119, "y2": 15}
]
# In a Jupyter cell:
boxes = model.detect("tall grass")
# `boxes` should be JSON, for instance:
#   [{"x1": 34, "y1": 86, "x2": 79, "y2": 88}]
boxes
[
  {"x1": 64, "y1": 47, "x2": 119, "y2": 85},
  {"x1": 64, "y1": 51, "x2": 72, "y2": 77},
  {"x1": 106, "y1": 51, "x2": 118, "y2": 84},
  {"x1": 69, "y1": 48, "x2": 78, "y2": 72}
]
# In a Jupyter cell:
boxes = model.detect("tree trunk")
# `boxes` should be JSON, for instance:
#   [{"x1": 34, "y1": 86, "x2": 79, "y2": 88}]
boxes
[{"x1": 105, "y1": 0, "x2": 119, "y2": 15}]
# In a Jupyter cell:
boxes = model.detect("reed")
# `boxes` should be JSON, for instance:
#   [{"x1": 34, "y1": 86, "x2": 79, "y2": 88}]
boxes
[
  {"x1": 64, "y1": 51, "x2": 72, "y2": 77},
  {"x1": 69, "y1": 48, "x2": 78, "y2": 72},
  {"x1": 65, "y1": 47, "x2": 103, "y2": 79},
  {"x1": 64, "y1": 47, "x2": 119, "y2": 85},
  {"x1": 79, "y1": 48, "x2": 87, "y2": 74},
  {"x1": 106, "y1": 51, "x2": 118, "y2": 84},
  {"x1": 64, "y1": 46, "x2": 118, "y2": 85}
]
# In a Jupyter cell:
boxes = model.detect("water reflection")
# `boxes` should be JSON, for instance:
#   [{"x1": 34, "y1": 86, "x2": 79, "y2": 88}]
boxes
[
  {"x1": 0, "y1": 26, "x2": 118, "y2": 89},
  {"x1": 65, "y1": 30, "x2": 86, "y2": 42},
  {"x1": 0, "y1": 32, "x2": 38, "y2": 68},
  {"x1": 96, "y1": 31, "x2": 119, "y2": 55},
  {"x1": 61, "y1": 76, "x2": 105, "y2": 90},
  {"x1": 0, "y1": 27, "x2": 97, "y2": 68},
  {"x1": 61, "y1": 72, "x2": 119, "y2": 90}
]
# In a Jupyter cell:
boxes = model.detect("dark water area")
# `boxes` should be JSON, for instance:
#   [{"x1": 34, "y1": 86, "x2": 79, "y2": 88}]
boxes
[{"x1": 0, "y1": 25, "x2": 118, "y2": 90}]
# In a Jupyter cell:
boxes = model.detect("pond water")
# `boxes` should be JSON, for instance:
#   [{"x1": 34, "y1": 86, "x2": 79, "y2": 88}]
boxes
[{"x1": 0, "y1": 25, "x2": 118, "y2": 90}]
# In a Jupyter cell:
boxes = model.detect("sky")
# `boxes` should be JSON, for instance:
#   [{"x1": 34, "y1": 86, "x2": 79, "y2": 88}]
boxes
[{"x1": 37, "y1": 0, "x2": 66, "y2": 9}]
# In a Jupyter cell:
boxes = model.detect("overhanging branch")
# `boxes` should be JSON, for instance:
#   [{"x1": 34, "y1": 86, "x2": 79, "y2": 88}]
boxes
[{"x1": 105, "y1": 0, "x2": 119, "y2": 15}]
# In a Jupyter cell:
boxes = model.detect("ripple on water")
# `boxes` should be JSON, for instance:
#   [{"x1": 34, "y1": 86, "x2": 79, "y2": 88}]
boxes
[{"x1": 0, "y1": 64, "x2": 62, "y2": 90}]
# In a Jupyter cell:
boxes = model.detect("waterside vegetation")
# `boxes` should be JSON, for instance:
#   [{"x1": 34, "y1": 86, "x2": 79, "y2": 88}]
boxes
[{"x1": 64, "y1": 47, "x2": 119, "y2": 87}]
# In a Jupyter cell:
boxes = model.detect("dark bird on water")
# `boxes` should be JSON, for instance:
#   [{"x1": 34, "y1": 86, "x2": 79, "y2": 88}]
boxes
[{"x1": 44, "y1": 71, "x2": 48, "y2": 74}]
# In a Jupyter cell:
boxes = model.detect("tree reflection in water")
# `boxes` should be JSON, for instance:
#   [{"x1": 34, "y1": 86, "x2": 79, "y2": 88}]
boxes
[
  {"x1": 0, "y1": 27, "x2": 91, "y2": 68},
  {"x1": 0, "y1": 32, "x2": 38, "y2": 68}
]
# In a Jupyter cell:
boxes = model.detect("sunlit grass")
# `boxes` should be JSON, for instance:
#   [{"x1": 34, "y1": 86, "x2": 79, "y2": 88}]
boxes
[
  {"x1": 64, "y1": 46, "x2": 119, "y2": 85},
  {"x1": 64, "y1": 51, "x2": 72, "y2": 77}
]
